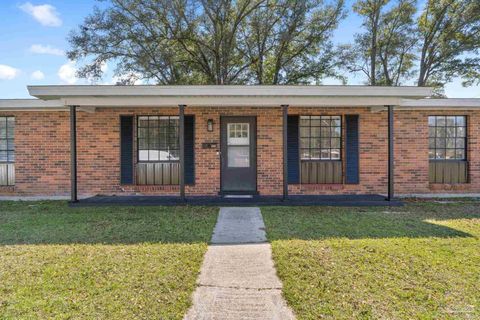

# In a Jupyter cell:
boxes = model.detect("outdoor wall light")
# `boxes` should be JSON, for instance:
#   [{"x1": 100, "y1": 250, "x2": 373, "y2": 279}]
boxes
[{"x1": 207, "y1": 119, "x2": 214, "y2": 132}]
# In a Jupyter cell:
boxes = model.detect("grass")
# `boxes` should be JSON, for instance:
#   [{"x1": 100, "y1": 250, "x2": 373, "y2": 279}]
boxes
[
  {"x1": 0, "y1": 201, "x2": 218, "y2": 320},
  {"x1": 262, "y1": 201, "x2": 480, "y2": 320}
]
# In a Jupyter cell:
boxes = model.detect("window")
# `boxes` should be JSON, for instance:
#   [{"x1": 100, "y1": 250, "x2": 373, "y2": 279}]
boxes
[
  {"x1": 0, "y1": 116, "x2": 15, "y2": 163},
  {"x1": 300, "y1": 116, "x2": 341, "y2": 160},
  {"x1": 428, "y1": 116, "x2": 466, "y2": 160},
  {"x1": 227, "y1": 123, "x2": 250, "y2": 168},
  {"x1": 137, "y1": 116, "x2": 179, "y2": 161},
  {"x1": 0, "y1": 116, "x2": 15, "y2": 186}
]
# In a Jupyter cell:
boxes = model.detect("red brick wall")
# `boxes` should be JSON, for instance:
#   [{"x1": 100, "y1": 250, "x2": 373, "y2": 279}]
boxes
[
  {"x1": 1, "y1": 107, "x2": 480, "y2": 197},
  {"x1": 0, "y1": 112, "x2": 70, "y2": 196}
]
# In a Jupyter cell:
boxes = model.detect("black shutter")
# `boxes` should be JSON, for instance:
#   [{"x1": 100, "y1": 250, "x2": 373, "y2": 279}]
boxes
[
  {"x1": 120, "y1": 116, "x2": 134, "y2": 184},
  {"x1": 287, "y1": 115, "x2": 300, "y2": 184},
  {"x1": 345, "y1": 115, "x2": 360, "y2": 184},
  {"x1": 184, "y1": 115, "x2": 195, "y2": 185}
]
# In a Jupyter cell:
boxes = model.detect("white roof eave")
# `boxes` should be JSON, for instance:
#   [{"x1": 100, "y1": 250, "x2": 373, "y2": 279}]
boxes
[
  {"x1": 28, "y1": 85, "x2": 433, "y2": 100},
  {"x1": 0, "y1": 99, "x2": 67, "y2": 111},
  {"x1": 398, "y1": 98, "x2": 480, "y2": 109}
]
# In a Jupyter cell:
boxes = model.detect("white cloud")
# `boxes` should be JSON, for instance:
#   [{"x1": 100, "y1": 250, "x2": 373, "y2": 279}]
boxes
[
  {"x1": 19, "y1": 2, "x2": 62, "y2": 27},
  {"x1": 31, "y1": 70, "x2": 45, "y2": 80},
  {"x1": 58, "y1": 61, "x2": 77, "y2": 84},
  {"x1": 0, "y1": 65, "x2": 20, "y2": 80},
  {"x1": 29, "y1": 44, "x2": 64, "y2": 56}
]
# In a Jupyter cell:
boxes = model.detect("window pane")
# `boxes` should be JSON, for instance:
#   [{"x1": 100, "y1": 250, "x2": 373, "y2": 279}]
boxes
[
  {"x1": 0, "y1": 119, "x2": 5, "y2": 138},
  {"x1": 331, "y1": 127, "x2": 341, "y2": 137},
  {"x1": 446, "y1": 127, "x2": 455, "y2": 137},
  {"x1": 139, "y1": 150, "x2": 149, "y2": 161},
  {"x1": 320, "y1": 149, "x2": 330, "y2": 159},
  {"x1": 300, "y1": 138, "x2": 309, "y2": 148},
  {"x1": 0, "y1": 151, "x2": 6, "y2": 161},
  {"x1": 0, "y1": 139, "x2": 6, "y2": 150},
  {"x1": 138, "y1": 117, "x2": 149, "y2": 127},
  {"x1": 331, "y1": 138, "x2": 341, "y2": 148},
  {"x1": 7, "y1": 153, "x2": 15, "y2": 162},
  {"x1": 311, "y1": 127, "x2": 320, "y2": 137},
  {"x1": 428, "y1": 150, "x2": 435, "y2": 159},
  {"x1": 455, "y1": 138, "x2": 465, "y2": 149},
  {"x1": 148, "y1": 150, "x2": 159, "y2": 161},
  {"x1": 138, "y1": 139, "x2": 147, "y2": 150},
  {"x1": 149, "y1": 127, "x2": 159, "y2": 142},
  {"x1": 6, "y1": 118, "x2": 14, "y2": 137},
  {"x1": 331, "y1": 117, "x2": 341, "y2": 127},
  {"x1": 446, "y1": 149, "x2": 455, "y2": 160},
  {"x1": 455, "y1": 149, "x2": 465, "y2": 160},
  {"x1": 455, "y1": 116, "x2": 465, "y2": 126},
  {"x1": 319, "y1": 127, "x2": 329, "y2": 138},
  {"x1": 228, "y1": 146, "x2": 250, "y2": 167},
  {"x1": 429, "y1": 138, "x2": 435, "y2": 149},
  {"x1": 446, "y1": 138, "x2": 455, "y2": 149},
  {"x1": 436, "y1": 149, "x2": 445, "y2": 159},
  {"x1": 320, "y1": 138, "x2": 330, "y2": 148},
  {"x1": 331, "y1": 149, "x2": 340, "y2": 160},
  {"x1": 436, "y1": 127, "x2": 446, "y2": 137},
  {"x1": 311, "y1": 138, "x2": 320, "y2": 148},
  {"x1": 170, "y1": 149, "x2": 180, "y2": 161},
  {"x1": 456, "y1": 127, "x2": 466, "y2": 137},
  {"x1": 428, "y1": 127, "x2": 435, "y2": 137},
  {"x1": 300, "y1": 149, "x2": 310, "y2": 159},
  {"x1": 138, "y1": 128, "x2": 148, "y2": 139},
  {"x1": 310, "y1": 116, "x2": 321, "y2": 126},
  {"x1": 321, "y1": 117, "x2": 330, "y2": 126},
  {"x1": 159, "y1": 116, "x2": 170, "y2": 126},
  {"x1": 148, "y1": 117, "x2": 159, "y2": 127},
  {"x1": 7, "y1": 139, "x2": 14, "y2": 151},
  {"x1": 300, "y1": 127, "x2": 310, "y2": 137},
  {"x1": 436, "y1": 138, "x2": 445, "y2": 149},
  {"x1": 300, "y1": 117, "x2": 310, "y2": 127},
  {"x1": 428, "y1": 116, "x2": 436, "y2": 126},
  {"x1": 436, "y1": 116, "x2": 446, "y2": 126},
  {"x1": 311, "y1": 149, "x2": 321, "y2": 160},
  {"x1": 446, "y1": 116, "x2": 456, "y2": 126}
]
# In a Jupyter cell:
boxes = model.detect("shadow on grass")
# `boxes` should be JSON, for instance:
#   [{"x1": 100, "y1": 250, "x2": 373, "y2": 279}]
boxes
[
  {"x1": 262, "y1": 202, "x2": 480, "y2": 241},
  {"x1": 0, "y1": 201, "x2": 219, "y2": 245}
]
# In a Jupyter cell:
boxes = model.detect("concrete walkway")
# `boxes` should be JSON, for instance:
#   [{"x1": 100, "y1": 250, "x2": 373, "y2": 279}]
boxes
[{"x1": 184, "y1": 207, "x2": 295, "y2": 320}]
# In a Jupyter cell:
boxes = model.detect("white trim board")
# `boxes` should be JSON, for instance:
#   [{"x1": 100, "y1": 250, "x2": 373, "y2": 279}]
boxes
[{"x1": 28, "y1": 85, "x2": 433, "y2": 99}]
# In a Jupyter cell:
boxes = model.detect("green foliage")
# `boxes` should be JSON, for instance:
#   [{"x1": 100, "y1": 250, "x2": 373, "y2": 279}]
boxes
[
  {"x1": 417, "y1": 0, "x2": 480, "y2": 87},
  {"x1": 342, "y1": 0, "x2": 418, "y2": 86},
  {"x1": 344, "y1": 0, "x2": 480, "y2": 89},
  {"x1": 0, "y1": 202, "x2": 218, "y2": 319},
  {"x1": 263, "y1": 202, "x2": 480, "y2": 319},
  {"x1": 68, "y1": 0, "x2": 345, "y2": 85}
]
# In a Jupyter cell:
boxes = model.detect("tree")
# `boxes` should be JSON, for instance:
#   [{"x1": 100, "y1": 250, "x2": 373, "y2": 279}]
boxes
[
  {"x1": 340, "y1": 0, "x2": 417, "y2": 86},
  {"x1": 376, "y1": 0, "x2": 417, "y2": 86},
  {"x1": 239, "y1": 0, "x2": 345, "y2": 84},
  {"x1": 416, "y1": 0, "x2": 480, "y2": 87},
  {"x1": 67, "y1": 0, "x2": 345, "y2": 85}
]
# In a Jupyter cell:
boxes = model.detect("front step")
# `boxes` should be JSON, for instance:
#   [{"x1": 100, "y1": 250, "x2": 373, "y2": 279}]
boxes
[{"x1": 223, "y1": 194, "x2": 253, "y2": 199}]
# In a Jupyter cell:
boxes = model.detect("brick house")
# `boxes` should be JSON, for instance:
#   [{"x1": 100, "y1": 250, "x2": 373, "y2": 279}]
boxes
[{"x1": 1, "y1": 85, "x2": 479, "y2": 202}]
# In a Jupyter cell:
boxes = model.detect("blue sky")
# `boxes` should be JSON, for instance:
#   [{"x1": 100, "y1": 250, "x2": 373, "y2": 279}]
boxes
[{"x1": 0, "y1": 0, "x2": 478, "y2": 99}]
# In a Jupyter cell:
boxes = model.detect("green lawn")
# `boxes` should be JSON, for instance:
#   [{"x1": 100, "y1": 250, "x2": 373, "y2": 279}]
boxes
[
  {"x1": 262, "y1": 201, "x2": 480, "y2": 320},
  {"x1": 0, "y1": 202, "x2": 218, "y2": 320}
]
